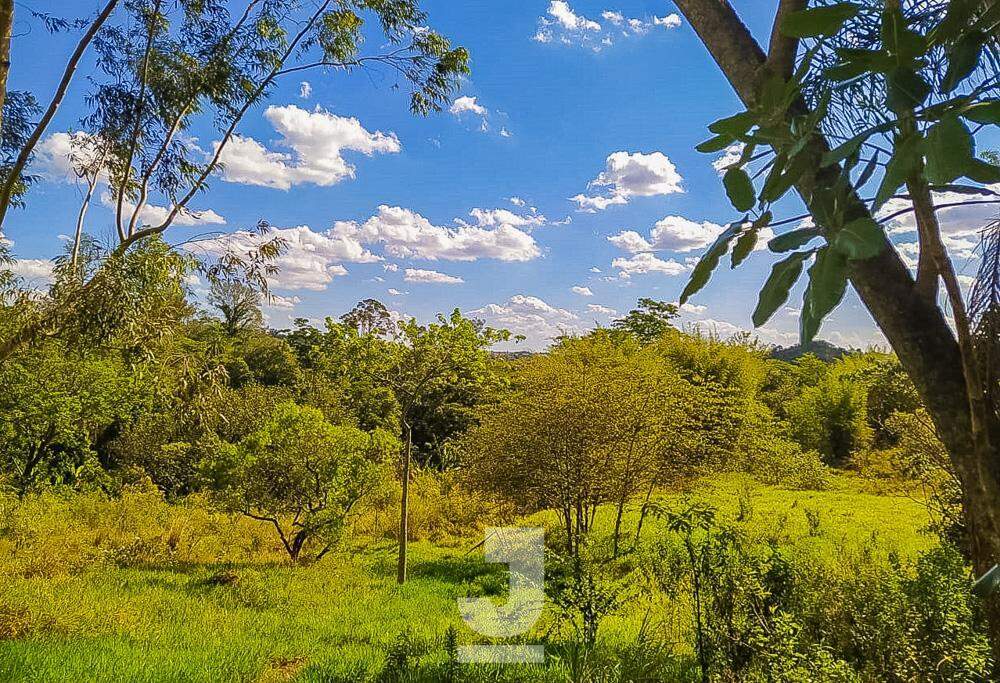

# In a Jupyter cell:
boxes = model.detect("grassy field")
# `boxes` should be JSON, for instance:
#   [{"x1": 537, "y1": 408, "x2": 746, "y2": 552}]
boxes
[{"x1": 0, "y1": 474, "x2": 935, "y2": 682}]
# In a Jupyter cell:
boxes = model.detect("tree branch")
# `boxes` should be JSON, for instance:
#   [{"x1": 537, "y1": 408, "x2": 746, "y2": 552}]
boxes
[
  {"x1": 0, "y1": 0, "x2": 119, "y2": 230},
  {"x1": 766, "y1": 0, "x2": 807, "y2": 79}
]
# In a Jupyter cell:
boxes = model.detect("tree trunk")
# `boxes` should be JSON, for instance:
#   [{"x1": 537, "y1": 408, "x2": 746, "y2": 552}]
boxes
[
  {"x1": 396, "y1": 421, "x2": 412, "y2": 584},
  {"x1": 673, "y1": 0, "x2": 1000, "y2": 661},
  {"x1": 0, "y1": 0, "x2": 13, "y2": 131}
]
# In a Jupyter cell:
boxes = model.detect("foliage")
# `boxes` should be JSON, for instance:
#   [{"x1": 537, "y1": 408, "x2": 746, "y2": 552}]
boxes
[{"x1": 221, "y1": 402, "x2": 397, "y2": 562}]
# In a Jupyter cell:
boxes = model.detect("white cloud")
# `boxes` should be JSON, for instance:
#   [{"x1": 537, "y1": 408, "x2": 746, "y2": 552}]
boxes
[
  {"x1": 404, "y1": 268, "x2": 464, "y2": 284},
  {"x1": 610, "y1": 215, "x2": 774, "y2": 254},
  {"x1": 9, "y1": 258, "x2": 54, "y2": 284},
  {"x1": 217, "y1": 105, "x2": 400, "y2": 190},
  {"x1": 450, "y1": 96, "x2": 487, "y2": 117},
  {"x1": 299, "y1": 81, "x2": 312, "y2": 99},
  {"x1": 500, "y1": 127, "x2": 513, "y2": 138},
  {"x1": 547, "y1": 1, "x2": 601, "y2": 31},
  {"x1": 509, "y1": 196, "x2": 526, "y2": 207},
  {"x1": 881, "y1": 187, "x2": 998, "y2": 263},
  {"x1": 266, "y1": 294, "x2": 301, "y2": 310},
  {"x1": 678, "y1": 302, "x2": 707, "y2": 314},
  {"x1": 388, "y1": 288, "x2": 403, "y2": 296},
  {"x1": 653, "y1": 14, "x2": 682, "y2": 28},
  {"x1": 34, "y1": 132, "x2": 102, "y2": 180},
  {"x1": 573, "y1": 151, "x2": 683, "y2": 212},
  {"x1": 100, "y1": 193, "x2": 226, "y2": 228},
  {"x1": 571, "y1": 285, "x2": 594, "y2": 297},
  {"x1": 466, "y1": 207, "x2": 548, "y2": 230},
  {"x1": 601, "y1": 10, "x2": 624, "y2": 24},
  {"x1": 587, "y1": 303, "x2": 617, "y2": 315},
  {"x1": 472, "y1": 294, "x2": 584, "y2": 349},
  {"x1": 589, "y1": 266, "x2": 601, "y2": 273},
  {"x1": 712, "y1": 143, "x2": 745, "y2": 175},
  {"x1": 383, "y1": 263, "x2": 399, "y2": 272},
  {"x1": 194, "y1": 224, "x2": 376, "y2": 291},
  {"x1": 612, "y1": 253, "x2": 690, "y2": 278},
  {"x1": 345, "y1": 205, "x2": 541, "y2": 262}
]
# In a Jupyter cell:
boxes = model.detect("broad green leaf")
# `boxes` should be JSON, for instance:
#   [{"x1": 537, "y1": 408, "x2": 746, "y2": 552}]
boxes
[
  {"x1": 881, "y1": 5, "x2": 928, "y2": 60},
  {"x1": 696, "y1": 134, "x2": 734, "y2": 153},
  {"x1": 800, "y1": 247, "x2": 848, "y2": 344},
  {"x1": 941, "y1": 30, "x2": 986, "y2": 94},
  {"x1": 752, "y1": 251, "x2": 812, "y2": 327},
  {"x1": 768, "y1": 226, "x2": 823, "y2": 253},
  {"x1": 731, "y1": 211, "x2": 772, "y2": 268},
  {"x1": 826, "y1": 48, "x2": 895, "y2": 81},
  {"x1": 965, "y1": 159, "x2": 1000, "y2": 184},
  {"x1": 709, "y1": 111, "x2": 756, "y2": 137},
  {"x1": 961, "y1": 100, "x2": 1000, "y2": 125},
  {"x1": 887, "y1": 68, "x2": 931, "y2": 114},
  {"x1": 781, "y1": 3, "x2": 860, "y2": 38},
  {"x1": 723, "y1": 168, "x2": 756, "y2": 212},
  {"x1": 875, "y1": 132, "x2": 923, "y2": 209},
  {"x1": 679, "y1": 221, "x2": 745, "y2": 305},
  {"x1": 925, "y1": 115, "x2": 974, "y2": 184},
  {"x1": 832, "y1": 217, "x2": 885, "y2": 260}
]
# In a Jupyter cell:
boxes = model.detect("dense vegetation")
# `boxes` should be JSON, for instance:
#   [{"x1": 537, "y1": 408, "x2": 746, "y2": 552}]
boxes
[{"x1": 0, "y1": 0, "x2": 998, "y2": 680}]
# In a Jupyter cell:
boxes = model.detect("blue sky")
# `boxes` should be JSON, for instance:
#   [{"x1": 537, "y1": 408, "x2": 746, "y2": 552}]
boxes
[{"x1": 4, "y1": 0, "x2": 991, "y2": 349}]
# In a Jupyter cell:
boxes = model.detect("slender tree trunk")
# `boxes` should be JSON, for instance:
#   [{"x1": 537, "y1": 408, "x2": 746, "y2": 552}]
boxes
[
  {"x1": 673, "y1": 0, "x2": 1000, "y2": 660},
  {"x1": 396, "y1": 421, "x2": 412, "y2": 584},
  {"x1": 0, "y1": 0, "x2": 13, "y2": 131},
  {"x1": 612, "y1": 490, "x2": 627, "y2": 559}
]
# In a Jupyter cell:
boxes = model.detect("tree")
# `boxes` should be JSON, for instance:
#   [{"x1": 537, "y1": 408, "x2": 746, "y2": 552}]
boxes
[
  {"x1": 672, "y1": 0, "x2": 1000, "y2": 653},
  {"x1": 612, "y1": 298, "x2": 679, "y2": 343},
  {"x1": 0, "y1": 342, "x2": 131, "y2": 491},
  {"x1": 207, "y1": 279, "x2": 262, "y2": 337},
  {"x1": 223, "y1": 402, "x2": 396, "y2": 563},
  {"x1": 387, "y1": 310, "x2": 508, "y2": 583},
  {"x1": 341, "y1": 299, "x2": 395, "y2": 337},
  {"x1": 0, "y1": 0, "x2": 469, "y2": 362}
]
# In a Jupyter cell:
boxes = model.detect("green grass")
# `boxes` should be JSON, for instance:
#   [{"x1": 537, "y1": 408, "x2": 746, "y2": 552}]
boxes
[{"x1": 0, "y1": 474, "x2": 936, "y2": 682}]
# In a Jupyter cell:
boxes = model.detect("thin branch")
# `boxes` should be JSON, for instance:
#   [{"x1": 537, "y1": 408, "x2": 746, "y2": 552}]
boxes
[
  {"x1": 0, "y1": 0, "x2": 119, "y2": 230},
  {"x1": 766, "y1": 0, "x2": 807, "y2": 79}
]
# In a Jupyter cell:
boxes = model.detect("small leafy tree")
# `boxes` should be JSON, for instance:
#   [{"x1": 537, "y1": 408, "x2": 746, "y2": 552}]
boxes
[
  {"x1": 224, "y1": 402, "x2": 396, "y2": 563},
  {"x1": 207, "y1": 279, "x2": 262, "y2": 337},
  {"x1": 612, "y1": 298, "x2": 679, "y2": 343}
]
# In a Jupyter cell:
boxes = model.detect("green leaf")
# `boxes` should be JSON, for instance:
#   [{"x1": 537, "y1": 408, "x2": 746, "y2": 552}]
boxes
[
  {"x1": 709, "y1": 111, "x2": 756, "y2": 137},
  {"x1": 855, "y1": 152, "x2": 880, "y2": 189},
  {"x1": 933, "y1": 0, "x2": 974, "y2": 43},
  {"x1": 752, "y1": 251, "x2": 812, "y2": 327},
  {"x1": 801, "y1": 247, "x2": 848, "y2": 344},
  {"x1": 826, "y1": 48, "x2": 895, "y2": 81},
  {"x1": 925, "y1": 115, "x2": 974, "y2": 185},
  {"x1": 961, "y1": 100, "x2": 1000, "y2": 125},
  {"x1": 941, "y1": 30, "x2": 986, "y2": 94},
  {"x1": 886, "y1": 68, "x2": 930, "y2": 114},
  {"x1": 679, "y1": 221, "x2": 745, "y2": 305},
  {"x1": 832, "y1": 218, "x2": 885, "y2": 260},
  {"x1": 768, "y1": 226, "x2": 823, "y2": 253},
  {"x1": 874, "y1": 132, "x2": 923, "y2": 209},
  {"x1": 964, "y1": 159, "x2": 1000, "y2": 184},
  {"x1": 723, "y1": 168, "x2": 756, "y2": 212},
  {"x1": 822, "y1": 136, "x2": 865, "y2": 168},
  {"x1": 731, "y1": 211, "x2": 772, "y2": 268},
  {"x1": 781, "y1": 3, "x2": 860, "y2": 38},
  {"x1": 696, "y1": 134, "x2": 734, "y2": 153}
]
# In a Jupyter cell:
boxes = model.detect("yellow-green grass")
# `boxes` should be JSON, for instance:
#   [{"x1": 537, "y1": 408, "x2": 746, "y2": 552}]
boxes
[{"x1": 0, "y1": 474, "x2": 935, "y2": 682}]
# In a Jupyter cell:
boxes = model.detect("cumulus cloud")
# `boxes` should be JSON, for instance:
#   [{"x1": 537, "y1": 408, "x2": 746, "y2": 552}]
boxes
[
  {"x1": 509, "y1": 196, "x2": 526, "y2": 207},
  {"x1": 404, "y1": 268, "x2": 464, "y2": 284},
  {"x1": 534, "y1": 3, "x2": 681, "y2": 49},
  {"x1": 299, "y1": 81, "x2": 312, "y2": 99},
  {"x1": 571, "y1": 285, "x2": 594, "y2": 297},
  {"x1": 217, "y1": 105, "x2": 400, "y2": 190},
  {"x1": 344, "y1": 205, "x2": 541, "y2": 262},
  {"x1": 610, "y1": 215, "x2": 774, "y2": 255},
  {"x1": 450, "y1": 96, "x2": 487, "y2": 117},
  {"x1": 472, "y1": 294, "x2": 584, "y2": 348},
  {"x1": 194, "y1": 224, "x2": 376, "y2": 291},
  {"x1": 9, "y1": 258, "x2": 54, "y2": 284},
  {"x1": 712, "y1": 143, "x2": 745, "y2": 175},
  {"x1": 612, "y1": 252, "x2": 690, "y2": 278},
  {"x1": 100, "y1": 193, "x2": 225, "y2": 228},
  {"x1": 266, "y1": 294, "x2": 301, "y2": 310},
  {"x1": 573, "y1": 151, "x2": 683, "y2": 212},
  {"x1": 466, "y1": 207, "x2": 548, "y2": 230},
  {"x1": 587, "y1": 303, "x2": 617, "y2": 315}
]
